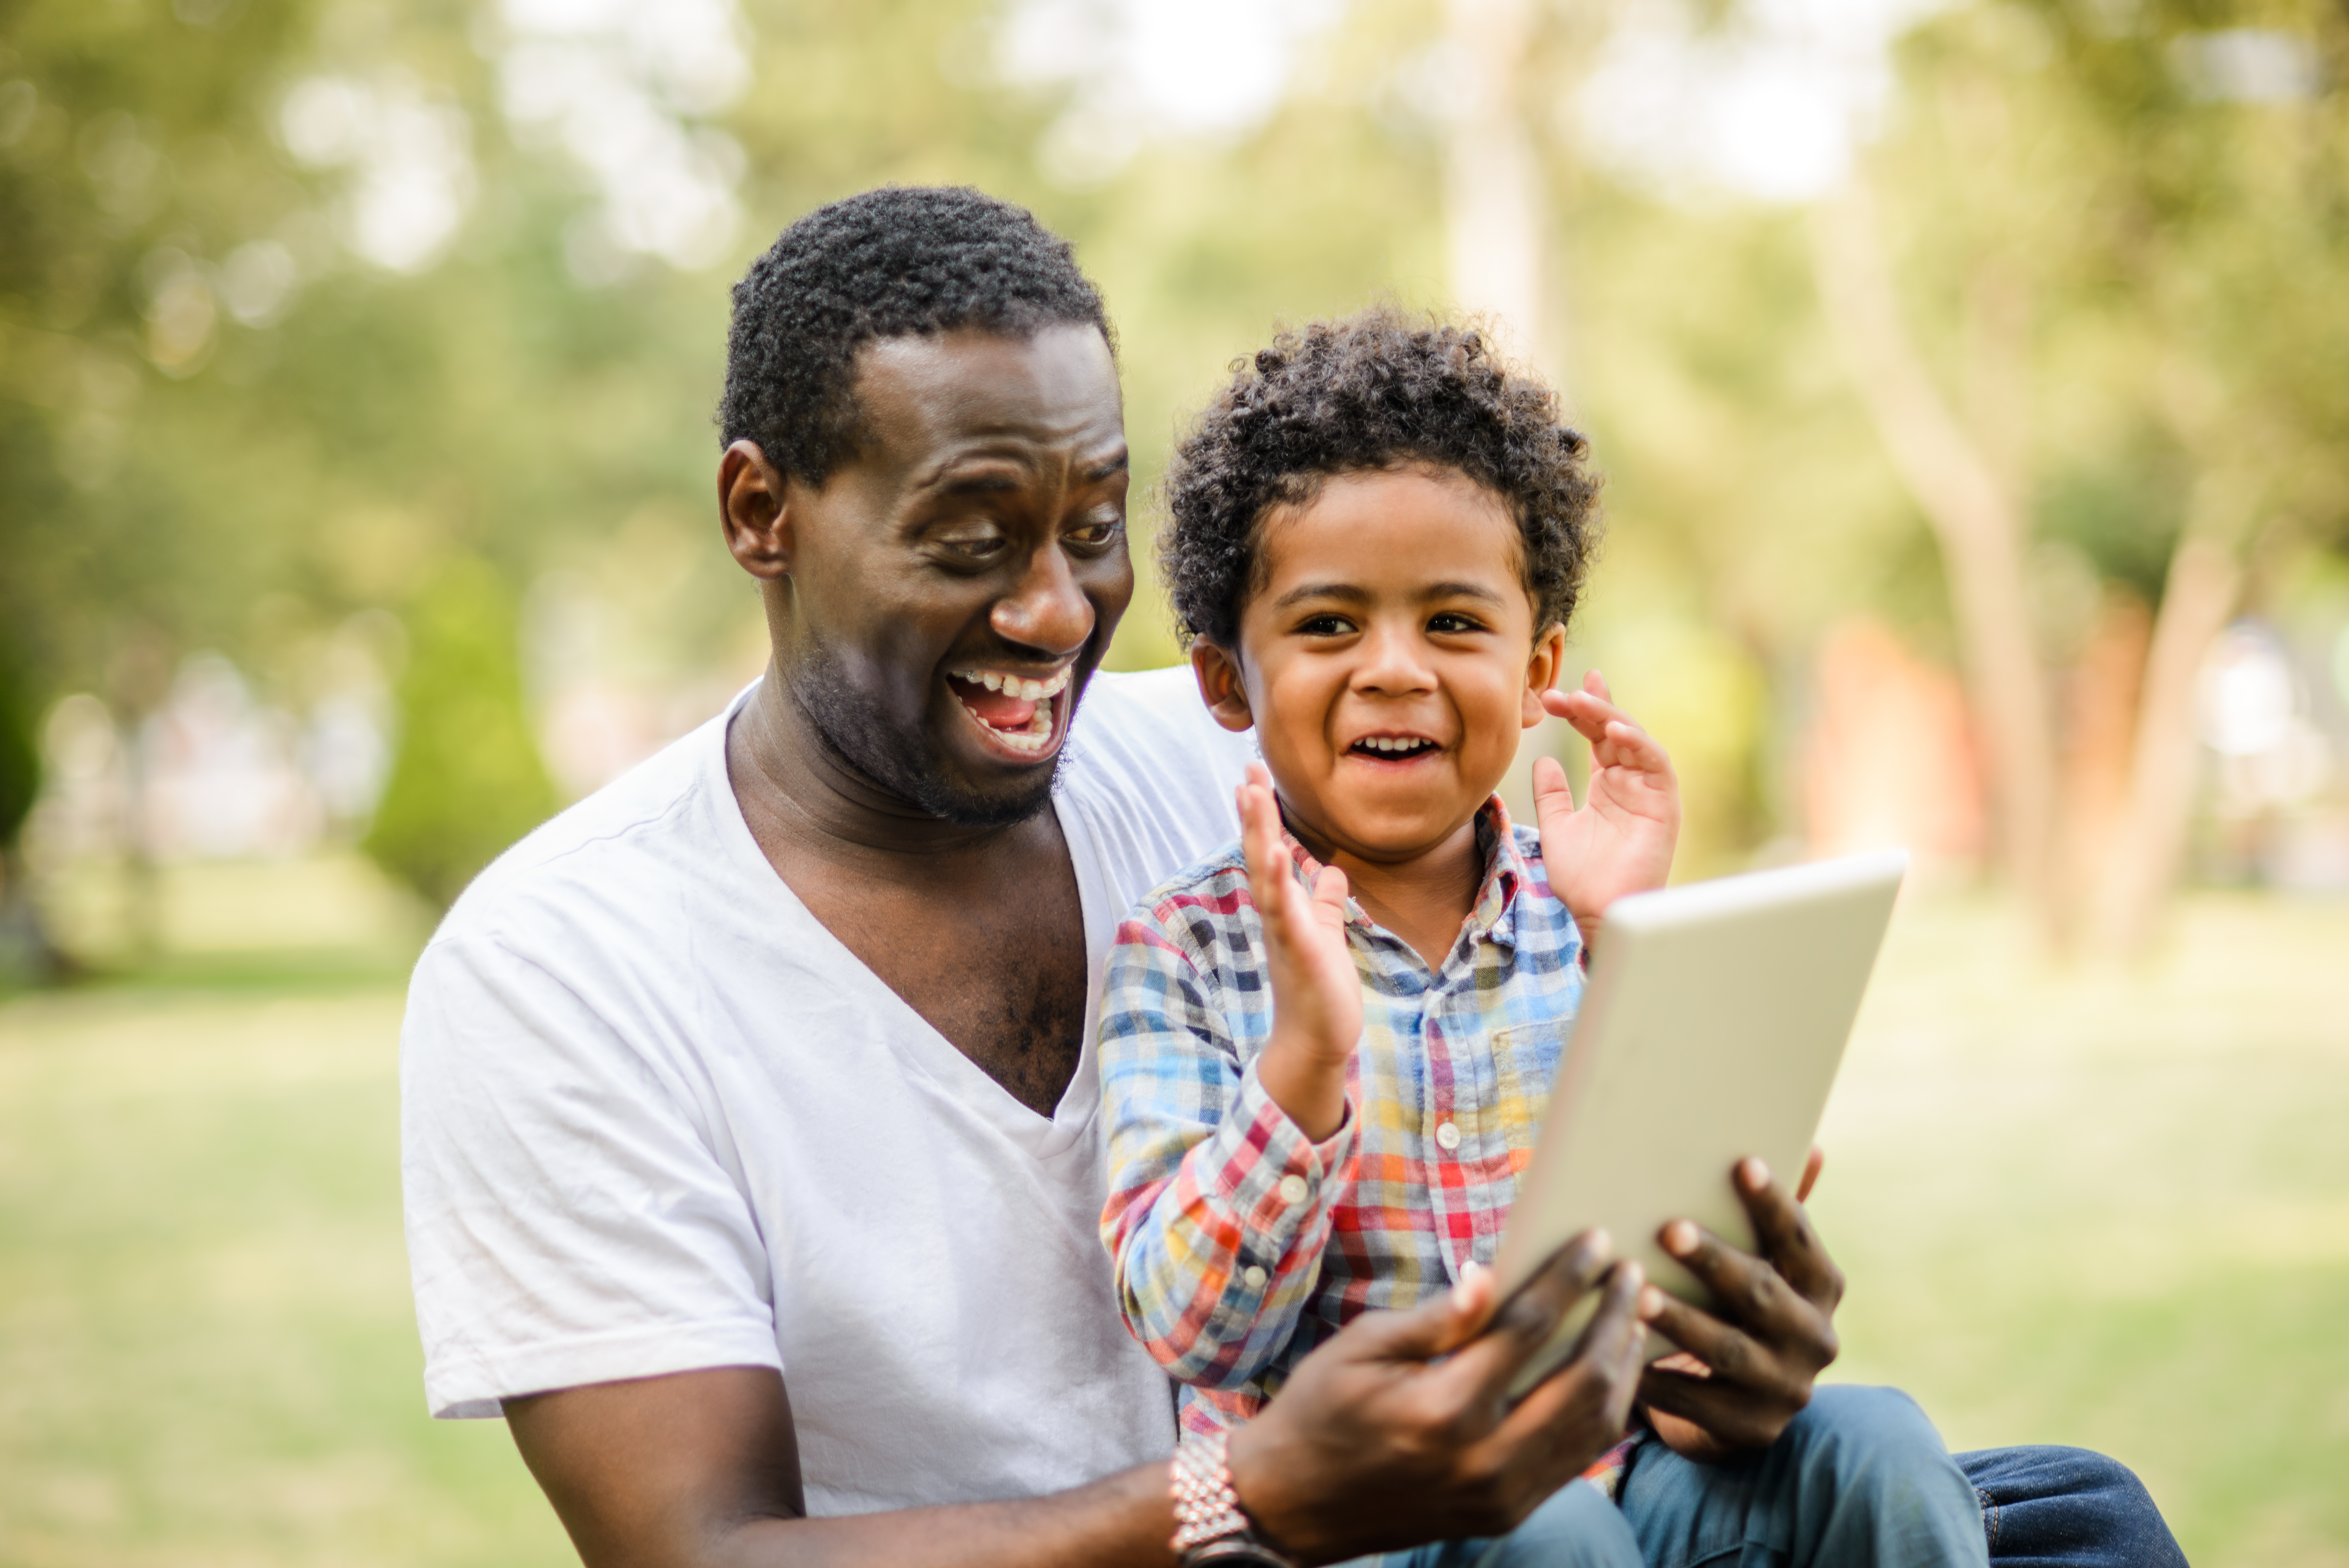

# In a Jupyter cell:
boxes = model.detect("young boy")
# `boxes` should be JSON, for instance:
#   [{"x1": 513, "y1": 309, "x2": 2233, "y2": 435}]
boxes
[{"x1": 1098, "y1": 309, "x2": 1991, "y2": 1566}]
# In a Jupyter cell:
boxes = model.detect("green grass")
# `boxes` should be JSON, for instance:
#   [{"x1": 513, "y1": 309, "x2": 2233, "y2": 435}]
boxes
[
  {"x1": 1814, "y1": 892, "x2": 2349, "y2": 1567},
  {"x1": 0, "y1": 866, "x2": 2343, "y2": 1564}
]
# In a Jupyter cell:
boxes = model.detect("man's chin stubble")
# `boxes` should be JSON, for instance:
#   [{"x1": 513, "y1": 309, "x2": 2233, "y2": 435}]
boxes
[{"x1": 786, "y1": 655, "x2": 1062, "y2": 829}]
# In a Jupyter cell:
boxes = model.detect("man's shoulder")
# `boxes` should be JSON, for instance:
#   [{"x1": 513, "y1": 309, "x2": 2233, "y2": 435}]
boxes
[{"x1": 430, "y1": 705, "x2": 735, "y2": 958}]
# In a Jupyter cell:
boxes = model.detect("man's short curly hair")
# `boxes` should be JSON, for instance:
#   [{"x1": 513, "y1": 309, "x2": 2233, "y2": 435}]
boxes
[
  {"x1": 720, "y1": 186, "x2": 1112, "y2": 483},
  {"x1": 1160, "y1": 307, "x2": 1600, "y2": 650}
]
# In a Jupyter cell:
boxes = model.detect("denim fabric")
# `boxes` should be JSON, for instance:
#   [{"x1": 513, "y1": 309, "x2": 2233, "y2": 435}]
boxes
[
  {"x1": 1953, "y1": 1445, "x2": 2187, "y2": 1568},
  {"x1": 1352, "y1": 1386, "x2": 2183, "y2": 1568}
]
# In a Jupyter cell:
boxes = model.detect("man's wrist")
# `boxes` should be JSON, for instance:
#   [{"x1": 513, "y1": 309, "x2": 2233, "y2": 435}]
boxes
[{"x1": 1171, "y1": 1430, "x2": 1300, "y2": 1567}]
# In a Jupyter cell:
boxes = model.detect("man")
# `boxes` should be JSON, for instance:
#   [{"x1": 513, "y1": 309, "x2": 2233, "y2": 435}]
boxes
[{"x1": 402, "y1": 187, "x2": 2183, "y2": 1566}]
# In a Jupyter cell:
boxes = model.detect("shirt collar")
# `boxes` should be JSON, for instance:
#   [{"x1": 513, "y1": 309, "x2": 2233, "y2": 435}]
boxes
[{"x1": 1279, "y1": 794, "x2": 1528, "y2": 954}]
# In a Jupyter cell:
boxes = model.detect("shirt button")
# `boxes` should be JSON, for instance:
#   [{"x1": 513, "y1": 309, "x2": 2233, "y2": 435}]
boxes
[
  {"x1": 1277, "y1": 1173, "x2": 1310, "y2": 1206},
  {"x1": 1435, "y1": 1121, "x2": 1462, "y2": 1151},
  {"x1": 1241, "y1": 1264, "x2": 1269, "y2": 1291}
]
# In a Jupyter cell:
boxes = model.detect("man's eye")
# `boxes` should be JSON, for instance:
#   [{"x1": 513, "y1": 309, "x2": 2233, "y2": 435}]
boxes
[
  {"x1": 1065, "y1": 515, "x2": 1123, "y2": 547},
  {"x1": 938, "y1": 529, "x2": 1009, "y2": 561}
]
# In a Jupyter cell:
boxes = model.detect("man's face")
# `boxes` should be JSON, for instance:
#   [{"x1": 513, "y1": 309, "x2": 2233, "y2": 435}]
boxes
[{"x1": 765, "y1": 325, "x2": 1132, "y2": 825}]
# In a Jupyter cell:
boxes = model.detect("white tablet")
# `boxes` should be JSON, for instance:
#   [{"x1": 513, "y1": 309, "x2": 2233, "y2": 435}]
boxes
[{"x1": 1491, "y1": 849, "x2": 1907, "y2": 1394}]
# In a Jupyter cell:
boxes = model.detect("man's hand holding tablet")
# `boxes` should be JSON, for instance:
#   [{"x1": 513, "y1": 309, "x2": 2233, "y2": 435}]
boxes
[{"x1": 1491, "y1": 851, "x2": 1907, "y2": 1460}]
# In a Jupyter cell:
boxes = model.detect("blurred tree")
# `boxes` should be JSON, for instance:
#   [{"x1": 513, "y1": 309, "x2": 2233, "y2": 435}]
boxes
[
  {"x1": 362, "y1": 556, "x2": 554, "y2": 907},
  {"x1": 1813, "y1": 0, "x2": 2349, "y2": 951}
]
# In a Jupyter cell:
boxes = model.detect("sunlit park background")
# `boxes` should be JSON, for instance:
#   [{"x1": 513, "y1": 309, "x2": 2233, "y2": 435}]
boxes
[{"x1": 2, "y1": 0, "x2": 2346, "y2": 1561}]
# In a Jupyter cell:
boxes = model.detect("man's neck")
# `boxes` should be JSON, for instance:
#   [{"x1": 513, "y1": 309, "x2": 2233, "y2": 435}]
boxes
[
  {"x1": 1291, "y1": 811, "x2": 1486, "y2": 971},
  {"x1": 728, "y1": 662, "x2": 1041, "y2": 872}
]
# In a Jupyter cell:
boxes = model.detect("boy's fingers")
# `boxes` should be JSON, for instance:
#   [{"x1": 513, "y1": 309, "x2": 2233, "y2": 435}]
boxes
[
  {"x1": 1530, "y1": 755, "x2": 1576, "y2": 816},
  {"x1": 1797, "y1": 1147, "x2": 1826, "y2": 1204},
  {"x1": 1597, "y1": 721, "x2": 1671, "y2": 773},
  {"x1": 1310, "y1": 863, "x2": 1351, "y2": 919},
  {"x1": 1584, "y1": 668, "x2": 1611, "y2": 703}
]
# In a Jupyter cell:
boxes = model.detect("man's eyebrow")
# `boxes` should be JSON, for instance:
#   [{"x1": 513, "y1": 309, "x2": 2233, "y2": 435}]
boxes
[
  {"x1": 1081, "y1": 451, "x2": 1130, "y2": 481},
  {"x1": 932, "y1": 467, "x2": 1025, "y2": 496}
]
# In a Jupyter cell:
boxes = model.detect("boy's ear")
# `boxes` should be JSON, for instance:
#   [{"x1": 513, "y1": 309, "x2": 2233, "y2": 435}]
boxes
[
  {"x1": 1190, "y1": 641, "x2": 1257, "y2": 734},
  {"x1": 1521, "y1": 622, "x2": 1568, "y2": 729}
]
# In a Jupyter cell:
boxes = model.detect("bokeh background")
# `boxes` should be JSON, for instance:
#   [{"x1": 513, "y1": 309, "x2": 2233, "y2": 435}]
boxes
[{"x1": 2, "y1": 0, "x2": 2345, "y2": 1563}]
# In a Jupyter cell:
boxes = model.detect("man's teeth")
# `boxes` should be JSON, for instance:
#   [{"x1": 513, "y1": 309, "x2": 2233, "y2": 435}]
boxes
[
  {"x1": 988, "y1": 702, "x2": 1057, "y2": 753},
  {"x1": 950, "y1": 666, "x2": 1073, "y2": 701}
]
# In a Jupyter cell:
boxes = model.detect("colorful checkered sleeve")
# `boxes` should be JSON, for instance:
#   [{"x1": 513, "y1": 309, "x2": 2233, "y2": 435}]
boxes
[{"x1": 1097, "y1": 893, "x2": 1360, "y2": 1392}]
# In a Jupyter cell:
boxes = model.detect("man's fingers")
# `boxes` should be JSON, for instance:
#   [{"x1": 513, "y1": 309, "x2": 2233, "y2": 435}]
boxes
[
  {"x1": 1655, "y1": 1217, "x2": 1804, "y2": 1345},
  {"x1": 1636, "y1": 1361, "x2": 1782, "y2": 1450},
  {"x1": 1440, "y1": 1230, "x2": 1615, "y2": 1401},
  {"x1": 1490, "y1": 1260, "x2": 1646, "y2": 1445},
  {"x1": 1334, "y1": 1264, "x2": 1497, "y2": 1364},
  {"x1": 1731, "y1": 1158, "x2": 1841, "y2": 1308},
  {"x1": 1633, "y1": 1286, "x2": 1767, "y2": 1386}
]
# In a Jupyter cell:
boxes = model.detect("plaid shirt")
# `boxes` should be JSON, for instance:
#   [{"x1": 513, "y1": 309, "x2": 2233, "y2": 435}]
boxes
[{"x1": 1098, "y1": 796, "x2": 1586, "y2": 1435}]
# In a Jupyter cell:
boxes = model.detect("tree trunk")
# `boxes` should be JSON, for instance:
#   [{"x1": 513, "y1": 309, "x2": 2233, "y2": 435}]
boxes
[
  {"x1": 2086, "y1": 473, "x2": 2256, "y2": 957},
  {"x1": 1443, "y1": 0, "x2": 1557, "y2": 388},
  {"x1": 1809, "y1": 180, "x2": 2059, "y2": 919}
]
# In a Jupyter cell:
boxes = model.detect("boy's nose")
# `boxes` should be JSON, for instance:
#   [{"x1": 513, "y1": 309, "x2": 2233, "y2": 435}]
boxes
[{"x1": 1351, "y1": 624, "x2": 1436, "y2": 695}]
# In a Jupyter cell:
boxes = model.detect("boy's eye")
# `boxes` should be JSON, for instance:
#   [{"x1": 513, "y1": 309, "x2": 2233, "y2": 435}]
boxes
[
  {"x1": 1427, "y1": 612, "x2": 1486, "y2": 634},
  {"x1": 1297, "y1": 613, "x2": 1356, "y2": 637}
]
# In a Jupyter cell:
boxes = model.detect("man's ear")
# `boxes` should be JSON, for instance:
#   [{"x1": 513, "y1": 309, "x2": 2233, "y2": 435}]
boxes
[
  {"x1": 720, "y1": 439, "x2": 794, "y2": 581},
  {"x1": 1521, "y1": 622, "x2": 1568, "y2": 729},
  {"x1": 1190, "y1": 641, "x2": 1256, "y2": 734}
]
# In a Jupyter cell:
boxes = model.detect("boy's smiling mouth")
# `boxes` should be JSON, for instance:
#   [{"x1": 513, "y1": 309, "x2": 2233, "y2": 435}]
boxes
[
  {"x1": 1347, "y1": 732, "x2": 1441, "y2": 761},
  {"x1": 948, "y1": 663, "x2": 1073, "y2": 758}
]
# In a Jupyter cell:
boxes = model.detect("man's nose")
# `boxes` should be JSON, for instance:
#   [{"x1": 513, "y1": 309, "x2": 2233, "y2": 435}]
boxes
[{"x1": 990, "y1": 541, "x2": 1094, "y2": 656}]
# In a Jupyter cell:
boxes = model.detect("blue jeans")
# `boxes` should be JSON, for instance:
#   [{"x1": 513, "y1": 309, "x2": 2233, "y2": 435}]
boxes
[{"x1": 1360, "y1": 1386, "x2": 2185, "y2": 1568}]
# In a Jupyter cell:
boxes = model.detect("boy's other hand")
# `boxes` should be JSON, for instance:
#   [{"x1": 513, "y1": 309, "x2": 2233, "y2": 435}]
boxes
[
  {"x1": 1241, "y1": 763, "x2": 1363, "y2": 1141},
  {"x1": 1532, "y1": 670, "x2": 1681, "y2": 943}
]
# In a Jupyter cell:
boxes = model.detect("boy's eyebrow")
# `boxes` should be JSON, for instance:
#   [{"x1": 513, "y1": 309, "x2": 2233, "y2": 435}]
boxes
[
  {"x1": 1271, "y1": 580, "x2": 1513, "y2": 609},
  {"x1": 1271, "y1": 581, "x2": 1372, "y2": 609}
]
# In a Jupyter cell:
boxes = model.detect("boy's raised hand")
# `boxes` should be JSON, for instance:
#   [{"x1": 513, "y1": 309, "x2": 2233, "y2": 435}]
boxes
[
  {"x1": 1531, "y1": 670, "x2": 1681, "y2": 943},
  {"x1": 1240, "y1": 762, "x2": 1362, "y2": 1142}
]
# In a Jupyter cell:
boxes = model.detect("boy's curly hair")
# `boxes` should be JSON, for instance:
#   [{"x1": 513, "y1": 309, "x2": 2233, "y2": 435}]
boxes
[{"x1": 1160, "y1": 306, "x2": 1600, "y2": 650}]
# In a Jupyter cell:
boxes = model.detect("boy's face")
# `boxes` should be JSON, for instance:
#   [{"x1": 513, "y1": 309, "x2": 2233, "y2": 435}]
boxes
[{"x1": 1194, "y1": 466, "x2": 1565, "y2": 866}]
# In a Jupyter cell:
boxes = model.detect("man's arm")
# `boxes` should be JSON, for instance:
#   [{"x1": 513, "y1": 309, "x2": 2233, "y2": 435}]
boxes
[{"x1": 505, "y1": 1234, "x2": 1649, "y2": 1568}]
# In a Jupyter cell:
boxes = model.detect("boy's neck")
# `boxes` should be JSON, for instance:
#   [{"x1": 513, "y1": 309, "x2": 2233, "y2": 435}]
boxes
[{"x1": 1287, "y1": 811, "x2": 1488, "y2": 970}]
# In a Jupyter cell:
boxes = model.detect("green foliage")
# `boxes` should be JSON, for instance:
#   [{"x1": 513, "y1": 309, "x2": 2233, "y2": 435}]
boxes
[{"x1": 362, "y1": 558, "x2": 553, "y2": 908}]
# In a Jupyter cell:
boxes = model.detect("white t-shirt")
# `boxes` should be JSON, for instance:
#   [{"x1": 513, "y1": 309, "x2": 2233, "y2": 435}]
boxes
[{"x1": 401, "y1": 667, "x2": 1255, "y2": 1516}]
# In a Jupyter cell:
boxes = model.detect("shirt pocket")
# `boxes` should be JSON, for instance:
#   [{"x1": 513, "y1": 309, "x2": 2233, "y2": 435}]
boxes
[{"x1": 1488, "y1": 1021, "x2": 1568, "y2": 1180}]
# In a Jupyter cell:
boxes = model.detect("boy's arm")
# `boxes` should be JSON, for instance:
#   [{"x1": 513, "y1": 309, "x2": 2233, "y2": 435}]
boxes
[{"x1": 1097, "y1": 910, "x2": 1357, "y2": 1392}]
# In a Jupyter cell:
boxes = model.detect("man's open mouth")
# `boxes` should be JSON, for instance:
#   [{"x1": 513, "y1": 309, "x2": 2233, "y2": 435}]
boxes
[
  {"x1": 947, "y1": 665, "x2": 1074, "y2": 758},
  {"x1": 1348, "y1": 734, "x2": 1440, "y2": 760}
]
